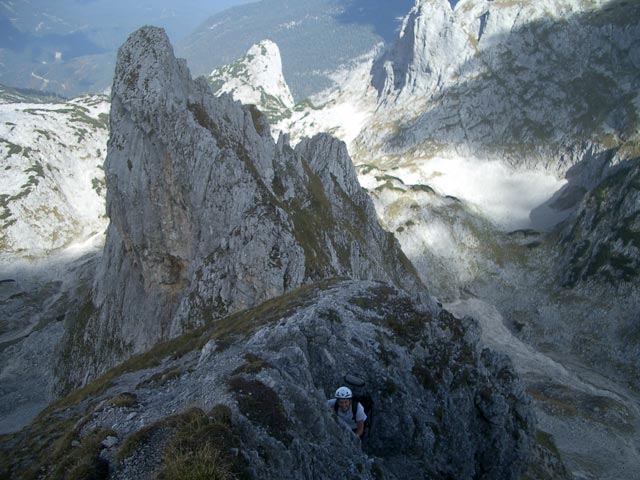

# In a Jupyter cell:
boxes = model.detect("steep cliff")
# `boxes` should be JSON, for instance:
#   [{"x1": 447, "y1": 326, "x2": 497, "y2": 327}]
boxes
[
  {"x1": 362, "y1": 0, "x2": 640, "y2": 178},
  {"x1": 55, "y1": 27, "x2": 428, "y2": 393},
  {"x1": 559, "y1": 160, "x2": 640, "y2": 288}
]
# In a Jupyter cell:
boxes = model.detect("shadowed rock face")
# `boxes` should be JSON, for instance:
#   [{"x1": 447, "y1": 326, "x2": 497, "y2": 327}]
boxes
[
  {"x1": 559, "y1": 161, "x2": 640, "y2": 288},
  {"x1": 4, "y1": 280, "x2": 536, "y2": 480},
  {"x1": 366, "y1": 0, "x2": 640, "y2": 175},
  {"x1": 55, "y1": 26, "x2": 428, "y2": 392}
]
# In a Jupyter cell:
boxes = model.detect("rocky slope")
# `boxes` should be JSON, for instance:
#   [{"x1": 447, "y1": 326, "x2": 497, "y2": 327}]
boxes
[
  {"x1": 0, "y1": 91, "x2": 109, "y2": 262},
  {"x1": 223, "y1": 1, "x2": 639, "y2": 477},
  {"x1": 0, "y1": 86, "x2": 109, "y2": 435},
  {"x1": 353, "y1": 0, "x2": 640, "y2": 391},
  {"x1": 362, "y1": 0, "x2": 640, "y2": 178},
  {"x1": 0, "y1": 22, "x2": 543, "y2": 480},
  {"x1": 209, "y1": 40, "x2": 295, "y2": 122},
  {"x1": 55, "y1": 26, "x2": 430, "y2": 394},
  {"x1": 1, "y1": 280, "x2": 536, "y2": 480},
  {"x1": 344, "y1": 1, "x2": 640, "y2": 477},
  {"x1": 559, "y1": 160, "x2": 640, "y2": 289},
  {"x1": 2, "y1": 1, "x2": 639, "y2": 477}
]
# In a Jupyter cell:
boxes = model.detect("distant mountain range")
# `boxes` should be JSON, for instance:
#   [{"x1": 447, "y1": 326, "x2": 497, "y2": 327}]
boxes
[
  {"x1": 0, "y1": 0, "x2": 414, "y2": 100},
  {"x1": 0, "y1": 0, "x2": 252, "y2": 96},
  {"x1": 177, "y1": 0, "x2": 414, "y2": 100}
]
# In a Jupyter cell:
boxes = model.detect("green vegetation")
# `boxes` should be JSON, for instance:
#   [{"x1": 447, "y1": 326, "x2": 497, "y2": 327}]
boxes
[
  {"x1": 21, "y1": 106, "x2": 108, "y2": 132},
  {"x1": 287, "y1": 162, "x2": 342, "y2": 278},
  {"x1": 0, "y1": 414, "x2": 114, "y2": 480},
  {"x1": 118, "y1": 406, "x2": 248, "y2": 479},
  {"x1": 227, "y1": 377, "x2": 292, "y2": 446},
  {"x1": 0, "y1": 161, "x2": 50, "y2": 224},
  {"x1": 161, "y1": 443, "x2": 234, "y2": 480},
  {"x1": 137, "y1": 367, "x2": 183, "y2": 389},
  {"x1": 356, "y1": 164, "x2": 379, "y2": 176},
  {"x1": 156, "y1": 406, "x2": 249, "y2": 480},
  {"x1": 73, "y1": 108, "x2": 109, "y2": 130},
  {"x1": 1, "y1": 138, "x2": 24, "y2": 156},
  {"x1": 208, "y1": 280, "x2": 338, "y2": 350},
  {"x1": 349, "y1": 284, "x2": 430, "y2": 347},
  {"x1": 293, "y1": 99, "x2": 325, "y2": 112},
  {"x1": 232, "y1": 353, "x2": 272, "y2": 376},
  {"x1": 2, "y1": 372, "x2": 249, "y2": 478},
  {"x1": 25, "y1": 162, "x2": 45, "y2": 180},
  {"x1": 74, "y1": 127, "x2": 90, "y2": 143},
  {"x1": 374, "y1": 175, "x2": 406, "y2": 193},
  {"x1": 48, "y1": 428, "x2": 114, "y2": 480},
  {"x1": 35, "y1": 129, "x2": 52, "y2": 141},
  {"x1": 0, "y1": 194, "x2": 11, "y2": 221},
  {"x1": 92, "y1": 177, "x2": 106, "y2": 196},
  {"x1": 409, "y1": 184, "x2": 436, "y2": 195},
  {"x1": 109, "y1": 392, "x2": 138, "y2": 409},
  {"x1": 256, "y1": 91, "x2": 292, "y2": 123}
]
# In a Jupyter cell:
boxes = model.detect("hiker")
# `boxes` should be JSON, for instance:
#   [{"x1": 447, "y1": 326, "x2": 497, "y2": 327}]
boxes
[{"x1": 327, "y1": 386, "x2": 367, "y2": 437}]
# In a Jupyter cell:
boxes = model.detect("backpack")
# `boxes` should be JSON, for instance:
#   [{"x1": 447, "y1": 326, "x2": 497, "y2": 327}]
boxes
[{"x1": 334, "y1": 373, "x2": 374, "y2": 438}]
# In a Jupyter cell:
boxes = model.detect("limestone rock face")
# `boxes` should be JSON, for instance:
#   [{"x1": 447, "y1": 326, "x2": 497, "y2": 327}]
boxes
[
  {"x1": 372, "y1": 0, "x2": 473, "y2": 104},
  {"x1": 56, "y1": 27, "x2": 427, "y2": 392},
  {"x1": 209, "y1": 40, "x2": 295, "y2": 122},
  {"x1": 8, "y1": 280, "x2": 536, "y2": 480},
  {"x1": 559, "y1": 161, "x2": 640, "y2": 288},
  {"x1": 0, "y1": 95, "x2": 109, "y2": 261},
  {"x1": 364, "y1": 0, "x2": 640, "y2": 175}
]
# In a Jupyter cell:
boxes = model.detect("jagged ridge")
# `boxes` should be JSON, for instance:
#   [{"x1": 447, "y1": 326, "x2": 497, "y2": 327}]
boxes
[
  {"x1": 2, "y1": 280, "x2": 535, "y2": 480},
  {"x1": 55, "y1": 27, "x2": 428, "y2": 394}
]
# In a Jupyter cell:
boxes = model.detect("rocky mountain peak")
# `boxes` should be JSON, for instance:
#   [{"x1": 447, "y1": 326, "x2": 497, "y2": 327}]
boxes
[
  {"x1": 209, "y1": 39, "x2": 294, "y2": 122},
  {"x1": 57, "y1": 26, "x2": 429, "y2": 392},
  {"x1": 372, "y1": 0, "x2": 473, "y2": 103}
]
